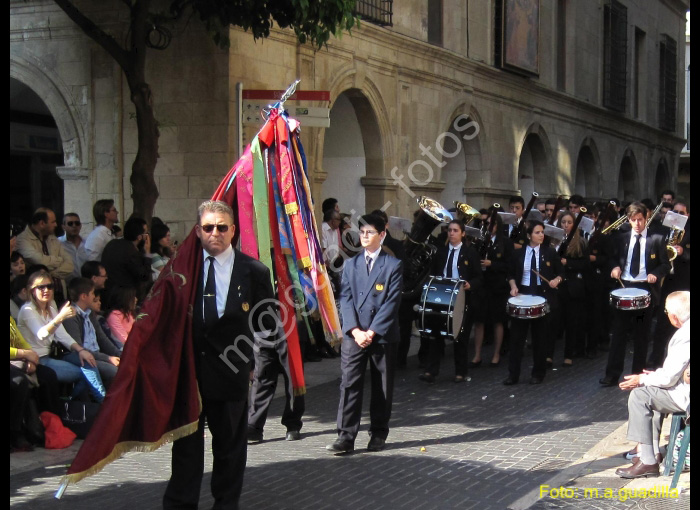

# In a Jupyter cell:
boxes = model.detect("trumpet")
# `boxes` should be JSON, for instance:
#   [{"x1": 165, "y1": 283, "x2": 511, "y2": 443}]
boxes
[
  {"x1": 666, "y1": 227, "x2": 685, "y2": 262},
  {"x1": 601, "y1": 213, "x2": 628, "y2": 234}
]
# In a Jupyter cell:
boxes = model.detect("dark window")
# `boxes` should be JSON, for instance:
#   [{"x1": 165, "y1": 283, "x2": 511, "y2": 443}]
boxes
[
  {"x1": 427, "y1": 0, "x2": 443, "y2": 46},
  {"x1": 354, "y1": 0, "x2": 393, "y2": 27},
  {"x1": 603, "y1": 0, "x2": 628, "y2": 112},
  {"x1": 494, "y1": 0, "x2": 503, "y2": 67},
  {"x1": 659, "y1": 34, "x2": 678, "y2": 132}
]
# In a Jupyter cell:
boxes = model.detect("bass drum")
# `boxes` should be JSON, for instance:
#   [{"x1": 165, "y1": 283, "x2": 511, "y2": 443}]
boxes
[{"x1": 416, "y1": 276, "x2": 466, "y2": 339}]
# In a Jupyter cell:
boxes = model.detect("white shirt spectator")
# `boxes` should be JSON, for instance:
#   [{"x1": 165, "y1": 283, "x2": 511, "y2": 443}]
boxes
[{"x1": 84, "y1": 225, "x2": 115, "y2": 261}]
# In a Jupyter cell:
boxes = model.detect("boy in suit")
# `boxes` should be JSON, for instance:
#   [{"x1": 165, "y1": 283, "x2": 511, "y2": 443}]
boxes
[{"x1": 327, "y1": 214, "x2": 403, "y2": 454}]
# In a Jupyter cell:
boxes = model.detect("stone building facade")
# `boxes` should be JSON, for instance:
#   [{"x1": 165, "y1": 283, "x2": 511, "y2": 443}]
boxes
[{"x1": 10, "y1": 0, "x2": 688, "y2": 239}]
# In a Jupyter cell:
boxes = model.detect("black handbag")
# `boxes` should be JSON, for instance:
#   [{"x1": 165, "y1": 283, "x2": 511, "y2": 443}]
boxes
[
  {"x1": 62, "y1": 400, "x2": 101, "y2": 439},
  {"x1": 49, "y1": 341, "x2": 70, "y2": 359}
]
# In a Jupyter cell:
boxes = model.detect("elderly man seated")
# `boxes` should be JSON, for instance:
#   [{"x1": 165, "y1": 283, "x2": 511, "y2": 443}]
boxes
[{"x1": 615, "y1": 291, "x2": 690, "y2": 478}]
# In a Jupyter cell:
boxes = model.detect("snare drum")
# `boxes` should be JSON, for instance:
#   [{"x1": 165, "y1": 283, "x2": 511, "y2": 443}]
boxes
[
  {"x1": 416, "y1": 276, "x2": 466, "y2": 339},
  {"x1": 609, "y1": 288, "x2": 651, "y2": 310},
  {"x1": 506, "y1": 295, "x2": 549, "y2": 319}
]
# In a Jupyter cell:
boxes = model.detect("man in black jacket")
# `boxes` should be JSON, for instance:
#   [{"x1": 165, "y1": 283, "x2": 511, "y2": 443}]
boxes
[
  {"x1": 100, "y1": 217, "x2": 152, "y2": 303},
  {"x1": 163, "y1": 200, "x2": 277, "y2": 509},
  {"x1": 600, "y1": 202, "x2": 671, "y2": 386}
]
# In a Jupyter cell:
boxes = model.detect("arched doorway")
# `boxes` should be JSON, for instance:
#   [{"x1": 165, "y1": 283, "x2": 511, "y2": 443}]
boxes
[
  {"x1": 321, "y1": 90, "x2": 383, "y2": 217},
  {"x1": 654, "y1": 158, "x2": 670, "y2": 199},
  {"x1": 439, "y1": 115, "x2": 482, "y2": 208},
  {"x1": 574, "y1": 140, "x2": 601, "y2": 200},
  {"x1": 517, "y1": 132, "x2": 549, "y2": 197},
  {"x1": 618, "y1": 151, "x2": 637, "y2": 202},
  {"x1": 10, "y1": 78, "x2": 65, "y2": 222}
]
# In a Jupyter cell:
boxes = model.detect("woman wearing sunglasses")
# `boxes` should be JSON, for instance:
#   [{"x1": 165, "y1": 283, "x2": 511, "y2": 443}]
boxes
[{"x1": 16, "y1": 270, "x2": 106, "y2": 402}]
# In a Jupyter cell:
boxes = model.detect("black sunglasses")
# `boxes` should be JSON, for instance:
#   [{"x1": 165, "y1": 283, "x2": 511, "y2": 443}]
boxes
[
  {"x1": 65, "y1": 221, "x2": 82, "y2": 227},
  {"x1": 200, "y1": 224, "x2": 231, "y2": 234},
  {"x1": 33, "y1": 284, "x2": 54, "y2": 291}
]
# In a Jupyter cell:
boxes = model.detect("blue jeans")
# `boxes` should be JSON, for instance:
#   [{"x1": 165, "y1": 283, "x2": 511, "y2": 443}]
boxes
[{"x1": 40, "y1": 352, "x2": 106, "y2": 402}]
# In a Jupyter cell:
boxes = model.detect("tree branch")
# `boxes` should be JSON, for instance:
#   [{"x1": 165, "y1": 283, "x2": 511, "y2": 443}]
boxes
[{"x1": 53, "y1": 0, "x2": 131, "y2": 71}]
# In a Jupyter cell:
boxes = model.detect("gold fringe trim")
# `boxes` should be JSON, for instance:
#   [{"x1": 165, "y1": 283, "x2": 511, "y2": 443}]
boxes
[
  {"x1": 301, "y1": 256, "x2": 311, "y2": 269},
  {"x1": 285, "y1": 202, "x2": 299, "y2": 215},
  {"x1": 58, "y1": 419, "x2": 200, "y2": 488},
  {"x1": 293, "y1": 386, "x2": 307, "y2": 397}
]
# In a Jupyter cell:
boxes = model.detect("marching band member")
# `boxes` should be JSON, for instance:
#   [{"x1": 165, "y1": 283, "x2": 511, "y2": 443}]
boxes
[
  {"x1": 471, "y1": 213, "x2": 513, "y2": 368},
  {"x1": 599, "y1": 202, "x2": 671, "y2": 387},
  {"x1": 504, "y1": 221, "x2": 563, "y2": 385},
  {"x1": 419, "y1": 220, "x2": 482, "y2": 383}
]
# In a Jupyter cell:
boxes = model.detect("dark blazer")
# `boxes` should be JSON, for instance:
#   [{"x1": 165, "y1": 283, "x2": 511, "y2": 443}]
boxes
[
  {"x1": 560, "y1": 241, "x2": 591, "y2": 299},
  {"x1": 192, "y1": 249, "x2": 276, "y2": 401},
  {"x1": 340, "y1": 250, "x2": 403, "y2": 343},
  {"x1": 502, "y1": 221, "x2": 528, "y2": 248},
  {"x1": 481, "y1": 234, "x2": 514, "y2": 292},
  {"x1": 509, "y1": 245, "x2": 564, "y2": 306},
  {"x1": 382, "y1": 232, "x2": 406, "y2": 261},
  {"x1": 609, "y1": 229, "x2": 671, "y2": 305},
  {"x1": 63, "y1": 308, "x2": 122, "y2": 361},
  {"x1": 101, "y1": 238, "x2": 152, "y2": 294},
  {"x1": 430, "y1": 243, "x2": 483, "y2": 293}
]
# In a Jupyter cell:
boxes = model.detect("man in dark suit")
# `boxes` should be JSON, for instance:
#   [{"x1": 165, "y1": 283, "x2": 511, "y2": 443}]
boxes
[
  {"x1": 100, "y1": 217, "x2": 152, "y2": 302},
  {"x1": 163, "y1": 200, "x2": 276, "y2": 510},
  {"x1": 419, "y1": 220, "x2": 482, "y2": 383},
  {"x1": 327, "y1": 214, "x2": 403, "y2": 454},
  {"x1": 600, "y1": 202, "x2": 671, "y2": 387}
]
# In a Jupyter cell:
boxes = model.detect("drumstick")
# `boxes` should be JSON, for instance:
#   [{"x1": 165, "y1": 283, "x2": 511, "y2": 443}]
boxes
[
  {"x1": 617, "y1": 278, "x2": 626, "y2": 288},
  {"x1": 531, "y1": 269, "x2": 559, "y2": 290}
]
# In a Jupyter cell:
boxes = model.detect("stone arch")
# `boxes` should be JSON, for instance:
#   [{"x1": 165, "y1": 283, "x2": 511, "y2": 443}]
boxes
[
  {"x1": 654, "y1": 157, "x2": 671, "y2": 199},
  {"x1": 574, "y1": 137, "x2": 602, "y2": 200},
  {"x1": 10, "y1": 52, "x2": 87, "y2": 176},
  {"x1": 617, "y1": 149, "x2": 638, "y2": 202},
  {"x1": 437, "y1": 103, "x2": 484, "y2": 206},
  {"x1": 517, "y1": 123, "x2": 553, "y2": 197}
]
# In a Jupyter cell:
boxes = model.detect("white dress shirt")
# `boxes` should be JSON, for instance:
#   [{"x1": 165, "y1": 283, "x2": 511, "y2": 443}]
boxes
[
  {"x1": 443, "y1": 242, "x2": 462, "y2": 278},
  {"x1": 621, "y1": 228, "x2": 648, "y2": 281},
  {"x1": 521, "y1": 245, "x2": 541, "y2": 286},
  {"x1": 84, "y1": 225, "x2": 115, "y2": 262}
]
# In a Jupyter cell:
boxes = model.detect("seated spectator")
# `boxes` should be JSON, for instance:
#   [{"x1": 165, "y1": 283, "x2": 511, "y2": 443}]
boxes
[
  {"x1": 81, "y1": 261, "x2": 109, "y2": 293},
  {"x1": 10, "y1": 251, "x2": 26, "y2": 282},
  {"x1": 10, "y1": 316, "x2": 62, "y2": 446},
  {"x1": 15, "y1": 208, "x2": 74, "y2": 303},
  {"x1": 58, "y1": 212, "x2": 88, "y2": 281},
  {"x1": 101, "y1": 217, "x2": 152, "y2": 302},
  {"x1": 62, "y1": 278, "x2": 121, "y2": 388},
  {"x1": 10, "y1": 274, "x2": 30, "y2": 320},
  {"x1": 150, "y1": 222, "x2": 173, "y2": 280},
  {"x1": 90, "y1": 289, "x2": 123, "y2": 353},
  {"x1": 106, "y1": 286, "x2": 138, "y2": 344},
  {"x1": 84, "y1": 199, "x2": 119, "y2": 261},
  {"x1": 615, "y1": 291, "x2": 690, "y2": 479},
  {"x1": 17, "y1": 270, "x2": 105, "y2": 402}
]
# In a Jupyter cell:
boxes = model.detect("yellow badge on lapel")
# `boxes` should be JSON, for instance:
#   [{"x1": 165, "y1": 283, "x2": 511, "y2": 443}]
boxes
[
  {"x1": 497, "y1": 253, "x2": 502, "y2": 258},
  {"x1": 546, "y1": 261, "x2": 551, "y2": 267},
  {"x1": 651, "y1": 254, "x2": 656, "y2": 260},
  {"x1": 464, "y1": 260, "x2": 469, "y2": 266},
  {"x1": 242, "y1": 302, "x2": 250, "y2": 312},
  {"x1": 375, "y1": 283, "x2": 384, "y2": 292}
]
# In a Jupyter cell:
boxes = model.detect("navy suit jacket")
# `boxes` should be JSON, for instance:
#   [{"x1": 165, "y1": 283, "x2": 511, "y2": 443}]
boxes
[
  {"x1": 340, "y1": 250, "x2": 403, "y2": 343},
  {"x1": 509, "y1": 245, "x2": 564, "y2": 307}
]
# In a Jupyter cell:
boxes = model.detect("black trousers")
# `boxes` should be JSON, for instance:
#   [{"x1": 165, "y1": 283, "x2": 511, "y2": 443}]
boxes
[
  {"x1": 605, "y1": 281, "x2": 653, "y2": 381},
  {"x1": 336, "y1": 339, "x2": 397, "y2": 442},
  {"x1": 425, "y1": 312, "x2": 473, "y2": 377},
  {"x1": 248, "y1": 347, "x2": 304, "y2": 434},
  {"x1": 507, "y1": 285, "x2": 550, "y2": 381},
  {"x1": 163, "y1": 397, "x2": 247, "y2": 510}
]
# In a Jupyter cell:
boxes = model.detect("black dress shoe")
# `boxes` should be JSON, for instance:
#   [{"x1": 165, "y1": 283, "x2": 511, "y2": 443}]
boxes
[
  {"x1": 503, "y1": 377, "x2": 518, "y2": 385},
  {"x1": 599, "y1": 377, "x2": 618, "y2": 387},
  {"x1": 418, "y1": 373, "x2": 436, "y2": 384},
  {"x1": 285, "y1": 430, "x2": 301, "y2": 441},
  {"x1": 326, "y1": 439, "x2": 354, "y2": 454},
  {"x1": 367, "y1": 436, "x2": 386, "y2": 452},
  {"x1": 615, "y1": 461, "x2": 659, "y2": 478},
  {"x1": 468, "y1": 360, "x2": 482, "y2": 368},
  {"x1": 529, "y1": 377, "x2": 544, "y2": 385},
  {"x1": 247, "y1": 428, "x2": 263, "y2": 444}
]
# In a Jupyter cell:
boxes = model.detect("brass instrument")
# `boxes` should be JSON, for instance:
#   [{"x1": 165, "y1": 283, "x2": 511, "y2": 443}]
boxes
[
  {"x1": 666, "y1": 227, "x2": 685, "y2": 262},
  {"x1": 601, "y1": 213, "x2": 628, "y2": 234},
  {"x1": 453, "y1": 201, "x2": 480, "y2": 226},
  {"x1": 645, "y1": 202, "x2": 664, "y2": 228},
  {"x1": 402, "y1": 196, "x2": 453, "y2": 299}
]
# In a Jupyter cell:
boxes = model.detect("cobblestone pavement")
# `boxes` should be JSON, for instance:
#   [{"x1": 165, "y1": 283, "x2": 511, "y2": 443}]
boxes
[{"x1": 10, "y1": 344, "x2": 690, "y2": 509}]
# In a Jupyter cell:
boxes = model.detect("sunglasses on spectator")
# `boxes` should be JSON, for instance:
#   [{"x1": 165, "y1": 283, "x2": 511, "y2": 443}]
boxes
[
  {"x1": 200, "y1": 224, "x2": 231, "y2": 233},
  {"x1": 65, "y1": 221, "x2": 81, "y2": 227},
  {"x1": 33, "y1": 284, "x2": 54, "y2": 291}
]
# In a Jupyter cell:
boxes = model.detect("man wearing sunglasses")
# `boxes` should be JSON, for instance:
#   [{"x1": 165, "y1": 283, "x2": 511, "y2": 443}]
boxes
[
  {"x1": 327, "y1": 213, "x2": 403, "y2": 454},
  {"x1": 59, "y1": 213, "x2": 88, "y2": 281},
  {"x1": 164, "y1": 200, "x2": 276, "y2": 510}
]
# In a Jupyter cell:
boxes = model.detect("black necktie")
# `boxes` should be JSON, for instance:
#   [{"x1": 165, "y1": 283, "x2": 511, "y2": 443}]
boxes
[
  {"x1": 446, "y1": 248, "x2": 455, "y2": 278},
  {"x1": 366, "y1": 255, "x2": 372, "y2": 275},
  {"x1": 204, "y1": 256, "x2": 218, "y2": 327},
  {"x1": 630, "y1": 235, "x2": 641, "y2": 278},
  {"x1": 531, "y1": 249, "x2": 539, "y2": 286}
]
